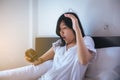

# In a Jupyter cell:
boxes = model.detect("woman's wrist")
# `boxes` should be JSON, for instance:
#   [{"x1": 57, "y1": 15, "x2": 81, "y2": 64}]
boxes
[
  {"x1": 33, "y1": 57, "x2": 45, "y2": 65},
  {"x1": 38, "y1": 57, "x2": 45, "y2": 63}
]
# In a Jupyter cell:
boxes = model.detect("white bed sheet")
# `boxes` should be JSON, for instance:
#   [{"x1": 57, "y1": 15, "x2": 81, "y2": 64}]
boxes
[
  {"x1": 0, "y1": 60, "x2": 52, "y2": 80},
  {"x1": 0, "y1": 47, "x2": 120, "y2": 80}
]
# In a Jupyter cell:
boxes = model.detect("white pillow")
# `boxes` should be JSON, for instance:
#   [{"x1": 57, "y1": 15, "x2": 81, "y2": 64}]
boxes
[
  {"x1": 98, "y1": 70, "x2": 120, "y2": 80},
  {"x1": 84, "y1": 47, "x2": 120, "y2": 80},
  {"x1": 0, "y1": 60, "x2": 53, "y2": 80}
]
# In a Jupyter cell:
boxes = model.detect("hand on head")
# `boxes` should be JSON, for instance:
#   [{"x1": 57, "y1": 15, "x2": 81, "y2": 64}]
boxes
[{"x1": 64, "y1": 13, "x2": 79, "y2": 31}]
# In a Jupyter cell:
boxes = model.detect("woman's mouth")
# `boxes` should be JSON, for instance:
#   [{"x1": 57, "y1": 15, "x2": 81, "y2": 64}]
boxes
[{"x1": 62, "y1": 36, "x2": 66, "y2": 40}]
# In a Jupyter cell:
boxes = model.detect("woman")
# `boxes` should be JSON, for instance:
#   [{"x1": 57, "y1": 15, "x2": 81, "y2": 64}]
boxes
[{"x1": 31, "y1": 12, "x2": 96, "y2": 80}]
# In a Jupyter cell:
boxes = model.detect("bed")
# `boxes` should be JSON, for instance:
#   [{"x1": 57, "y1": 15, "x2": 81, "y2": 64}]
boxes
[{"x1": 0, "y1": 36, "x2": 120, "y2": 80}]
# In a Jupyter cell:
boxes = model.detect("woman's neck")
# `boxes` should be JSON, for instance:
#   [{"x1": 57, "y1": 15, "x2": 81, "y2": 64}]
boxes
[{"x1": 66, "y1": 41, "x2": 76, "y2": 50}]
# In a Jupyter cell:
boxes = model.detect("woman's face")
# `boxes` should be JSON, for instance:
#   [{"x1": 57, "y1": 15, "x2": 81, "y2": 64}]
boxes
[{"x1": 60, "y1": 21, "x2": 76, "y2": 45}]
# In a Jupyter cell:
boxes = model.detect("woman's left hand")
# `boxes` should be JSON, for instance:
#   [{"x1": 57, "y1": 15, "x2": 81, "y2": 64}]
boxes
[{"x1": 64, "y1": 14, "x2": 80, "y2": 32}]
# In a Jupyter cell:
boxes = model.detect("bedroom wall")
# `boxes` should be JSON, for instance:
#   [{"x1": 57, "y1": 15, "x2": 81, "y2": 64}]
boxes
[
  {"x1": 0, "y1": 0, "x2": 37, "y2": 70},
  {"x1": 37, "y1": 0, "x2": 120, "y2": 37}
]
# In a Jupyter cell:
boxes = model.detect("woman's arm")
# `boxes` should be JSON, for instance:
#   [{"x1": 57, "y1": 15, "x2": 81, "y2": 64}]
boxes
[
  {"x1": 64, "y1": 14, "x2": 92, "y2": 65},
  {"x1": 33, "y1": 47, "x2": 55, "y2": 65}
]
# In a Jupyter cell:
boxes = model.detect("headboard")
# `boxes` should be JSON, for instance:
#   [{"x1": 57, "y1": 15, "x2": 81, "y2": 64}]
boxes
[
  {"x1": 92, "y1": 36, "x2": 120, "y2": 48},
  {"x1": 35, "y1": 36, "x2": 120, "y2": 56}
]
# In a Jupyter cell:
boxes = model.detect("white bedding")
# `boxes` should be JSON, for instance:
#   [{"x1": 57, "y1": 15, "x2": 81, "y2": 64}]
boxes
[
  {"x1": 84, "y1": 47, "x2": 120, "y2": 80},
  {"x1": 0, "y1": 47, "x2": 120, "y2": 80},
  {"x1": 0, "y1": 60, "x2": 53, "y2": 80}
]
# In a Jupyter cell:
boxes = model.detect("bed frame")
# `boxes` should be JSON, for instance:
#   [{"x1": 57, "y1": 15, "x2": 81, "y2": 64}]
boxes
[
  {"x1": 92, "y1": 36, "x2": 120, "y2": 48},
  {"x1": 35, "y1": 36, "x2": 120, "y2": 56}
]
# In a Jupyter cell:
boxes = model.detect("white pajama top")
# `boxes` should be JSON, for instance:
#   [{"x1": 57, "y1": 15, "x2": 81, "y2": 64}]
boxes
[{"x1": 39, "y1": 36, "x2": 96, "y2": 80}]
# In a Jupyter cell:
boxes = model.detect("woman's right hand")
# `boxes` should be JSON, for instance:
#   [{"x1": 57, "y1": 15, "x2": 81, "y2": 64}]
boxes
[
  {"x1": 25, "y1": 48, "x2": 38, "y2": 63},
  {"x1": 33, "y1": 57, "x2": 45, "y2": 65}
]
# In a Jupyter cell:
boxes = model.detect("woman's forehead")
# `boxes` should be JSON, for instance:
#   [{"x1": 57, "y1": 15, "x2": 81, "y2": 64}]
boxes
[
  {"x1": 60, "y1": 21, "x2": 65, "y2": 26},
  {"x1": 60, "y1": 21, "x2": 67, "y2": 28}
]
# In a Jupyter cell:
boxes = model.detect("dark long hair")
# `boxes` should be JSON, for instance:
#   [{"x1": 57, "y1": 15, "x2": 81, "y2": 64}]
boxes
[{"x1": 56, "y1": 12, "x2": 85, "y2": 46}]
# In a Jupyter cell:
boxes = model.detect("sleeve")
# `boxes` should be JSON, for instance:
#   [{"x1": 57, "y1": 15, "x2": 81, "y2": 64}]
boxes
[
  {"x1": 83, "y1": 36, "x2": 97, "y2": 63},
  {"x1": 52, "y1": 39, "x2": 62, "y2": 52}
]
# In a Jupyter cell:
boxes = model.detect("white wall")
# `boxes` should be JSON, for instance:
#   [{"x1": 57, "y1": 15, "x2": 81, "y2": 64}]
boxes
[
  {"x1": 37, "y1": 0, "x2": 85, "y2": 37},
  {"x1": 82, "y1": 0, "x2": 120, "y2": 36},
  {"x1": 37, "y1": 0, "x2": 120, "y2": 37},
  {"x1": 0, "y1": 0, "x2": 37, "y2": 70}
]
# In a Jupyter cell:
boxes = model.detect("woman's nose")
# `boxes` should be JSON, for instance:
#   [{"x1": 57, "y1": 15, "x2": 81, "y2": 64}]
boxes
[{"x1": 60, "y1": 30, "x2": 64, "y2": 35}]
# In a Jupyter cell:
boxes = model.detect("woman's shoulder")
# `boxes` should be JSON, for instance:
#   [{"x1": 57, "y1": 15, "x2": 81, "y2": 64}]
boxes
[
  {"x1": 83, "y1": 36, "x2": 93, "y2": 40},
  {"x1": 52, "y1": 39, "x2": 62, "y2": 47},
  {"x1": 83, "y1": 36, "x2": 95, "y2": 46}
]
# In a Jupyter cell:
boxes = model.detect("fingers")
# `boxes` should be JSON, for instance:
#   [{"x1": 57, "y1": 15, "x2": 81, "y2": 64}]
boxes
[
  {"x1": 64, "y1": 14, "x2": 76, "y2": 20},
  {"x1": 64, "y1": 13, "x2": 80, "y2": 31},
  {"x1": 64, "y1": 14, "x2": 78, "y2": 25}
]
